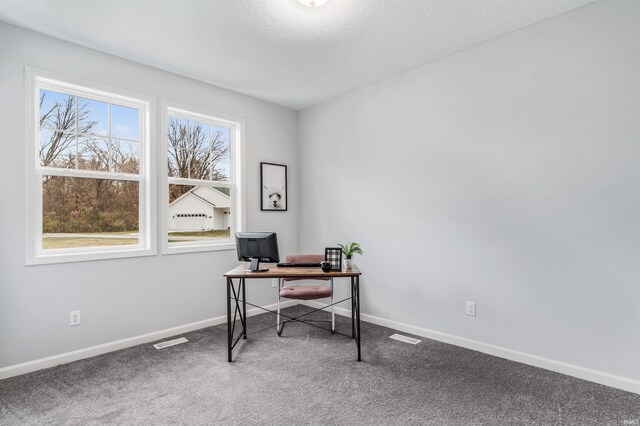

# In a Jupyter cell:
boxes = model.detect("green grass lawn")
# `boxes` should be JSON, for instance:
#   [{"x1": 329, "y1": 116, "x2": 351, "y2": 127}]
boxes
[
  {"x1": 43, "y1": 237, "x2": 138, "y2": 249},
  {"x1": 168, "y1": 230, "x2": 230, "y2": 238},
  {"x1": 42, "y1": 229, "x2": 230, "y2": 249}
]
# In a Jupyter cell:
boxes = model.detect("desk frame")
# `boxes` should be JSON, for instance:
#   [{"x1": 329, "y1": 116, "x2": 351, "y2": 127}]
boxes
[{"x1": 223, "y1": 265, "x2": 362, "y2": 362}]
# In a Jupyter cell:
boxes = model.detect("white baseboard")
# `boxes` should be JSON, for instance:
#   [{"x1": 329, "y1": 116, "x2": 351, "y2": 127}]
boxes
[
  {"x1": 3, "y1": 299, "x2": 638, "y2": 396},
  {"x1": 301, "y1": 300, "x2": 640, "y2": 395},
  {"x1": 0, "y1": 300, "x2": 297, "y2": 380}
]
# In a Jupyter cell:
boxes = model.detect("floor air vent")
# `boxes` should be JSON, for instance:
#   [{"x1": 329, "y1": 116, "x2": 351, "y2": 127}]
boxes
[
  {"x1": 389, "y1": 334, "x2": 421, "y2": 344},
  {"x1": 153, "y1": 337, "x2": 188, "y2": 349}
]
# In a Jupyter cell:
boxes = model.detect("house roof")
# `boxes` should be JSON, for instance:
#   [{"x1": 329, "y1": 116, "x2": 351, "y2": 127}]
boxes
[{"x1": 169, "y1": 186, "x2": 231, "y2": 209}]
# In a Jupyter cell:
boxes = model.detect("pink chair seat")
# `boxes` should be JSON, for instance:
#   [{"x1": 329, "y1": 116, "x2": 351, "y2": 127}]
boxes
[
  {"x1": 276, "y1": 254, "x2": 335, "y2": 335},
  {"x1": 280, "y1": 285, "x2": 333, "y2": 300}
]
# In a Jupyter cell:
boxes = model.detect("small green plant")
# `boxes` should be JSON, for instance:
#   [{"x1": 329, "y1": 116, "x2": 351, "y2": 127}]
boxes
[{"x1": 338, "y1": 242, "x2": 363, "y2": 259}]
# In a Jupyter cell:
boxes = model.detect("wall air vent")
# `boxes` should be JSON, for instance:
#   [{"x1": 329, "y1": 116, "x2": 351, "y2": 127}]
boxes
[
  {"x1": 389, "y1": 334, "x2": 421, "y2": 345},
  {"x1": 153, "y1": 337, "x2": 188, "y2": 349}
]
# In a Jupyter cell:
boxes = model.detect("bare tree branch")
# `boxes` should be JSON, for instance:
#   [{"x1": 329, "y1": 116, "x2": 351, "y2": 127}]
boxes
[
  {"x1": 39, "y1": 92, "x2": 98, "y2": 168},
  {"x1": 167, "y1": 118, "x2": 229, "y2": 181}
]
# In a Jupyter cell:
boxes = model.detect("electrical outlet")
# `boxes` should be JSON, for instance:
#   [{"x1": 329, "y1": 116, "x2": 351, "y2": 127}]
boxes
[
  {"x1": 466, "y1": 302, "x2": 476, "y2": 317},
  {"x1": 271, "y1": 278, "x2": 279, "y2": 288},
  {"x1": 69, "y1": 310, "x2": 81, "y2": 326}
]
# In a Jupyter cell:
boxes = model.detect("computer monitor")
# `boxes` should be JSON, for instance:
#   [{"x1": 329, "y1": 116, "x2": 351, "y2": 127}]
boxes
[{"x1": 235, "y1": 232, "x2": 280, "y2": 272}]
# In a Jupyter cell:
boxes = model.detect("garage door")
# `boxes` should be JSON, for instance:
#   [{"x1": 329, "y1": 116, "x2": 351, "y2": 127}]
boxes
[{"x1": 175, "y1": 213, "x2": 207, "y2": 230}]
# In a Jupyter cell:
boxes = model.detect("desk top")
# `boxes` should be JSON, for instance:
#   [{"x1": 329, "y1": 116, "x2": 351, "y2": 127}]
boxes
[{"x1": 224, "y1": 264, "x2": 361, "y2": 279}]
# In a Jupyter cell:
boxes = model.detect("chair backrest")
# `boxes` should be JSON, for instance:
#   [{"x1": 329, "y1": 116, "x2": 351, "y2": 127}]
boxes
[
  {"x1": 283, "y1": 254, "x2": 329, "y2": 281},
  {"x1": 285, "y1": 254, "x2": 325, "y2": 263}
]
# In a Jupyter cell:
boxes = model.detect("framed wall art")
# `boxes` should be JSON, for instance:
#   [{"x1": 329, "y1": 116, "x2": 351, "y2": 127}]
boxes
[{"x1": 260, "y1": 162, "x2": 287, "y2": 211}]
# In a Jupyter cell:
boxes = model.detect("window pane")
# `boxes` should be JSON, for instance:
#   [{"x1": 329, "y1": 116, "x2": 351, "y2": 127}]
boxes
[
  {"x1": 210, "y1": 126, "x2": 230, "y2": 181},
  {"x1": 168, "y1": 184, "x2": 231, "y2": 244},
  {"x1": 40, "y1": 129, "x2": 76, "y2": 168},
  {"x1": 78, "y1": 136, "x2": 109, "y2": 171},
  {"x1": 179, "y1": 120, "x2": 208, "y2": 152},
  {"x1": 111, "y1": 104, "x2": 140, "y2": 141},
  {"x1": 167, "y1": 116, "x2": 188, "y2": 148},
  {"x1": 112, "y1": 140, "x2": 140, "y2": 174},
  {"x1": 166, "y1": 116, "x2": 230, "y2": 181},
  {"x1": 167, "y1": 147, "x2": 189, "y2": 178},
  {"x1": 167, "y1": 117, "x2": 211, "y2": 179},
  {"x1": 39, "y1": 89, "x2": 75, "y2": 132},
  {"x1": 42, "y1": 176, "x2": 139, "y2": 250},
  {"x1": 78, "y1": 97, "x2": 108, "y2": 136},
  {"x1": 190, "y1": 149, "x2": 210, "y2": 180},
  {"x1": 192, "y1": 120, "x2": 210, "y2": 149}
]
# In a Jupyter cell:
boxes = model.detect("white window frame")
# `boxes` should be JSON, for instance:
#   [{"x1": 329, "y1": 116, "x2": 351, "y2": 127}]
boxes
[
  {"x1": 25, "y1": 67, "x2": 157, "y2": 265},
  {"x1": 161, "y1": 100, "x2": 245, "y2": 254}
]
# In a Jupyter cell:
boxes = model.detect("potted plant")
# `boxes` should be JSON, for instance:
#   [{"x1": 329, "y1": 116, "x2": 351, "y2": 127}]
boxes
[{"x1": 338, "y1": 242, "x2": 363, "y2": 269}]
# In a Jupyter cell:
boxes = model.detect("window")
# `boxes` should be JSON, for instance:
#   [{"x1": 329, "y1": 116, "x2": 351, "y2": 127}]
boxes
[
  {"x1": 162, "y1": 103, "x2": 244, "y2": 253},
  {"x1": 26, "y1": 68, "x2": 155, "y2": 264}
]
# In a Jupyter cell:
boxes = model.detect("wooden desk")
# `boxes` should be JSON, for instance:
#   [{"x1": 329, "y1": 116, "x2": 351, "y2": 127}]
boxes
[{"x1": 223, "y1": 265, "x2": 362, "y2": 362}]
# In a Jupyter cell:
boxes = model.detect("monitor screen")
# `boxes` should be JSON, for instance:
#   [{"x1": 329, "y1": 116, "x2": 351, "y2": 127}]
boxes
[{"x1": 235, "y1": 232, "x2": 280, "y2": 271}]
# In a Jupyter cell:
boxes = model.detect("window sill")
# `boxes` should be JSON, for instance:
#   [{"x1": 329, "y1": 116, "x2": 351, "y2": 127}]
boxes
[
  {"x1": 163, "y1": 241, "x2": 236, "y2": 255},
  {"x1": 26, "y1": 246, "x2": 157, "y2": 266}
]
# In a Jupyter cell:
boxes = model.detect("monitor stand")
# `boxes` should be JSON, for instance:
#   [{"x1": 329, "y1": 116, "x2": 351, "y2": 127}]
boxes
[{"x1": 247, "y1": 258, "x2": 268, "y2": 272}]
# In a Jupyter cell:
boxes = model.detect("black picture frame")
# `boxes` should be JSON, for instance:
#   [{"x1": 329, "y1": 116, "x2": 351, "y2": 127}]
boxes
[
  {"x1": 325, "y1": 247, "x2": 342, "y2": 271},
  {"x1": 260, "y1": 162, "x2": 288, "y2": 211}
]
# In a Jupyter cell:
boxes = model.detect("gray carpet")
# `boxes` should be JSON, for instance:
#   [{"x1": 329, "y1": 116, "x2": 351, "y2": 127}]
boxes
[{"x1": 1, "y1": 305, "x2": 639, "y2": 425}]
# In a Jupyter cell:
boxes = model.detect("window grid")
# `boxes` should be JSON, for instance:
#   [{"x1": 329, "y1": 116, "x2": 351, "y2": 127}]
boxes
[
  {"x1": 27, "y1": 69, "x2": 242, "y2": 264},
  {"x1": 166, "y1": 114, "x2": 231, "y2": 182},
  {"x1": 28, "y1": 70, "x2": 154, "y2": 264},
  {"x1": 38, "y1": 91, "x2": 141, "y2": 175},
  {"x1": 165, "y1": 106, "x2": 240, "y2": 251}
]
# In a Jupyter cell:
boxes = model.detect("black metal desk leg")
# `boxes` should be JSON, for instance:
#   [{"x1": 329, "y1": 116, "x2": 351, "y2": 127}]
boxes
[
  {"x1": 227, "y1": 277, "x2": 233, "y2": 362},
  {"x1": 242, "y1": 278, "x2": 247, "y2": 339},
  {"x1": 356, "y1": 275, "x2": 361, "y2": 361},
  {"x1": 351, "y1": 277, "x2": 355, "y2": 338}
]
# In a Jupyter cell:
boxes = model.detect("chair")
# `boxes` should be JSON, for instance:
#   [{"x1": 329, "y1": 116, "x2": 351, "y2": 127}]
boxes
[{"x1": 276, "y1": 254, "x2": 335, "y2": 335}]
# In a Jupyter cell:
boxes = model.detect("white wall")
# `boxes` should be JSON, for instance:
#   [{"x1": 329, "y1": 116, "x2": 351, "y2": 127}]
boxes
[
  {"x1": 298, "y1": 0, "x2": 640, "y2": 385},
  {"x1": 0, "y1": 23, "x2": 298, "y2": 368}
]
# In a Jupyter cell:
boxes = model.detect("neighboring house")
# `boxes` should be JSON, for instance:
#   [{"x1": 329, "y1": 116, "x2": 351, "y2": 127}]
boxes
[{"x1": 168, "y1": 186, "x2": 230, "y2": 231}]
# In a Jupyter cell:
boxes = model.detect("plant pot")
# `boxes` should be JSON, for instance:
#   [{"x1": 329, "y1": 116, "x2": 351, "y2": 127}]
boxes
[{"x1": 343, "y1": 258, "x2": 354, "y2": 270}]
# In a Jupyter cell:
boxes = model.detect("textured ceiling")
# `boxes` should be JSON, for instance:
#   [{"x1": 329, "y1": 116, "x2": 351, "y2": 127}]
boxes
[{"x1": 0, "y1": 0, "x2": 594, "y2": 110}]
